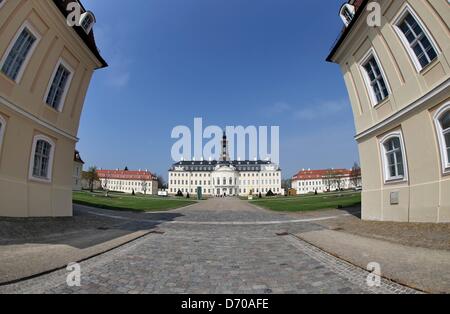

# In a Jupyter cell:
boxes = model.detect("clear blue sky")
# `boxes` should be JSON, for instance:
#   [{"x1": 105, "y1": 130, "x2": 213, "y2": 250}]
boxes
[{"x1": 77, "y1": 0, "x2": 359, "y2": 180}]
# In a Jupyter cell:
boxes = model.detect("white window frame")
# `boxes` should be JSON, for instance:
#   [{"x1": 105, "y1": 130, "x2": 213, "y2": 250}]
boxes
[
  {"x1": 0, "y1": 21, "x2": 41, "y2": 83},
  {"x1": 0, "y1": 115, "x2": 6, "y2": 152},
  {"x1": 43, "y1": 58, "x2": 74, "y2": 112},
  {"x1": 79, "y1": 11, "x2": 96, "y2": 34},
  {"x1": 392, "y1": 3, "x2": 440, "y2": 73},
  {"x1": 434, "y1": 102, "x2": 450, "y2": 174},
  {"x1": 359, "y1": 48, "x2": 391, "y2": 107},
  {"x1": 28, "y1": 134, "x2": 55, "y2": 183},
  {"x1": 380, "y1": 131, "x2": 408, "y2": 184},
  {"x1": 339, "y1": 3, "x2": 355, "y2": 27}
]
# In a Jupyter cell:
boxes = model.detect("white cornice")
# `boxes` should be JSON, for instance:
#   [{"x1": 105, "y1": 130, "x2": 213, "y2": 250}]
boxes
[
  {"x1": 0, "y1": 95, "x2": 79, "y2": 142},
  {"x1": 355, "y1": 77, "x2": 450, "y2": 141}
]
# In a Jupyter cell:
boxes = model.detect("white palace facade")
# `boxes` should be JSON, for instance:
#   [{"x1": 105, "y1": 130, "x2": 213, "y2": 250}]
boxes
[
  {"x1": 97, "y1": 169, "x2": 158, "y2": 195},
  {"x1": 168, "y1": 133, "x2": 282, "y2": 197}
]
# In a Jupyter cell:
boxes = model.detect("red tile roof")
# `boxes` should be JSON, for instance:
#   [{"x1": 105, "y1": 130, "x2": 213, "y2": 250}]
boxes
[
  {"x1": 97, "y1": 170, "x2": 157, "y2": 181},
  {"x1": 292, "y1": 169, "x2": 352, "y2": 180},
  {"x1": 352, "y1": 0, "x2": 365, "y2": 11}
]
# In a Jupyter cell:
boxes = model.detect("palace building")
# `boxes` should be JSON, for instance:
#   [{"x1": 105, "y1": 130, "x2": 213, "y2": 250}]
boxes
[
  {"x1": 0, "y1": 0, "x2": 106, "y2": 217},
  {"x1": 327, "y1": 0, "x2": 449, "y2": 222},
  {"x1": 168, "y1": 132, "x2": 282, "y2": 197},
  {"x1": 97, "y1": 169, "x2": 159, "y2": 195},
  {"x1": 292, "y1": 169, "x2": 355, "y2": 195},
  {"x1": 72, "y1": 150, "x2": 84, "y2": 191}
]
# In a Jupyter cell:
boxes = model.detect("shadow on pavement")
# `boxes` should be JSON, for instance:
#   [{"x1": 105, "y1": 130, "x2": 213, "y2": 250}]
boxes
[
  {"x1": 0, "y1": 205, "x2": 185, "y2": 285},
  {"x1": 0, "y1": 205, "x2": 184, "y2": 249},
  {"x1": 336, "y1": 205, "x2": 361, "y2": 219}
]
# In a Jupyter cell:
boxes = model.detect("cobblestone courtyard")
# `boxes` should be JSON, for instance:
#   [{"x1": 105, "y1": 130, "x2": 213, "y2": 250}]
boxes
[{"x1": 0, "y1": 198, "x2": 417, "y2": 294}]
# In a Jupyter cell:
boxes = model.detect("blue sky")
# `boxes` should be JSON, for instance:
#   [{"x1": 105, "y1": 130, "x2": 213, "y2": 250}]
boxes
[{"x1": 77, "y1": 0, "x2": 359, "y2": 179}]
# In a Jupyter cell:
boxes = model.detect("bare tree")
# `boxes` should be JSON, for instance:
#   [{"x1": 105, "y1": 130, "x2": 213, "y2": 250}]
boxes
[
  {"x1": 281, "y1": 179, "x2": 292, "y2": 190},
  {"x1": 350, "y1": 162, "x2": 362, "y2": 188},
  {"x1": 323, "y1": 169, "x2": 336, "y2": 192},
  {"x1": 156, "y1": 174, "x2": 167, "y2": 190},
  {"x1": 141, "y1": 180, "x2": 148, "y2": 195},
  {"x1": 83, "y1": 166, "x2": 99, "y2": 192},
  {"x1": 333, "y1": 174, "x2": 343, "y2": 191},
  {"x1": 103, "y1": 172, "x2": 110, "y2": 197}
]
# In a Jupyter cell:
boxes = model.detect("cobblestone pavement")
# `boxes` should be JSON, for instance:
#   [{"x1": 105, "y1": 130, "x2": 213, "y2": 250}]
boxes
[{"x1": 0, "y1": 198, "x2": 418, "y2": 294}]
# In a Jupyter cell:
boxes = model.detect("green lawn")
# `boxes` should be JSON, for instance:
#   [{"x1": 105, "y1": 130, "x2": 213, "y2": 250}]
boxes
[
  {"x1": 250, "y1": 192, "x2": 361, "y2": 212},
  {"x1": 73, "y1": 191, "x2": 197, "y2": 212}
]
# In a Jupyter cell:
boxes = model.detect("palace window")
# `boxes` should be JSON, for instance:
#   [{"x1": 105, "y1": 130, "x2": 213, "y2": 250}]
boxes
[
  {"x1": 45, "y1": 60, "x2": 73, "y2": 111},
  {"x1": 361, "y1": 52, "x2": 389, "y2": 105},
  {"x1": 434, "y1": 103, "x2": 450, "y2": 173},
  {"x1": 380, "y1": 132, "x2": 407, "y2": 182},
  {"x1": 0, "y1": 115, "x2": 5, "y2": 153},
  {"x1": 80, "y1": 12, "x2": 96, "y2": 34},
  {"x1": 339, "y1": 4, "x2": 355, "y2": 27},
  {"x1": 30, "y1": 135, "x2": 55, "y2": 181},
  {"x1": 394, "y1": 6, "x2": 438, "y2": 71},
  {"x1": 1, "y1": 23, "x2": 40, "y2": 82}
]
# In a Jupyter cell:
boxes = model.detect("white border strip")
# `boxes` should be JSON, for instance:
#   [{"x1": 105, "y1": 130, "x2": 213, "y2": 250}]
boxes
[
  {"x1": 0, "y1": 95, "x2": 78, "y2": 142},
  {"x1": 355, "y1": 77, "x2": 450, "y2": 141},
  {"x1": 86, "y1": 210, "x2": 355, "y2": 226}
]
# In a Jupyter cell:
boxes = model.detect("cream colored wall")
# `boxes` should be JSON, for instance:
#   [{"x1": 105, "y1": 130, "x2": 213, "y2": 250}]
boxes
[
  {"x1": 334, "y1": 0, "x2": 450, "y2": 222},
  {"x1": 0, "y1": 103, "x2": 75, "y2": 216},
  {"x1": 0, "y1": 0, "x2": 102, "y2": 217},
  {"x1": 338, "y1": 0, "x2": 450, "y2": 134},
  {"x1": 359, "y1": 97, "x2": 450, "y2": 222}
]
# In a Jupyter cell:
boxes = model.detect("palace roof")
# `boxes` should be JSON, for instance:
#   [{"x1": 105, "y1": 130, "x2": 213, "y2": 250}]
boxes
[
  {"x1": 97, "y1": 170, "x2": 157, "y2": 181},
  {"x1": 53, "y1": 0, "x2": 107, "y2": 68},
  {"x1": 292, "y1": 169, "x2": 352, "y2": 180},
  {"x1": 73, "y1": 150, "x2": 84, "y2": 164},
  {"x1": 170, "y1": 160, "x2": 278, "y2": 172},
  {"x1": 326, "y1": 0, "x2": 368, "y2": 63}
]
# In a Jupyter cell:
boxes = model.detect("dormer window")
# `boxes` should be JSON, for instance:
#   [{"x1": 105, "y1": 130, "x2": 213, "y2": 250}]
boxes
[
  {"x1": 79, "y1": 11, "x2": 95, "y2": 34},
  {"x1": 340, "y1": 4, "x2": 356, "y2": 27}
]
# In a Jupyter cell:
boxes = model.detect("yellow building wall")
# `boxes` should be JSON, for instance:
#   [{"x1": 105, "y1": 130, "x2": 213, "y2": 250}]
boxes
[
  {"x1": 0, "y1": 0, "x2": 103, "y2": 217},
  {"x1": 335, "y1": 0, "x2": 450, "y2": 222}
]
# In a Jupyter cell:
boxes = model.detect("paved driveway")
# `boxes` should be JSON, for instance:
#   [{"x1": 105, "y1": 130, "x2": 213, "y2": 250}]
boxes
[{"x1": 0, "y1": 198, "x2": 416, "y2": 294}]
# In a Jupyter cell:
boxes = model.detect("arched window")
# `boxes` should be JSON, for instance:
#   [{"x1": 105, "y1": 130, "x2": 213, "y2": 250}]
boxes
[
  {"x1": 380, "y1": 132, "x2": 408, "y2": 182},
  {"x1": 29, "y1": 135, "x2": 55, "y2": 181},
  {"x1": 340, "y1": 4, "x2": 355, "y2": 26},
  {"x1": 434, "y1": 103, "x2": 450, "y2": 173},
  {"x1": 0, "y1": 115, "x2": 6, "y2": 152},
  {"x1": 80, "y1": 11, "x2": 96, "y2": 34}
]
